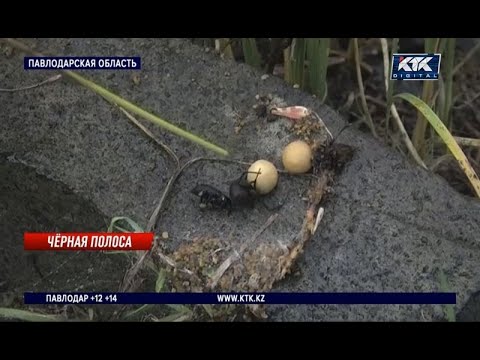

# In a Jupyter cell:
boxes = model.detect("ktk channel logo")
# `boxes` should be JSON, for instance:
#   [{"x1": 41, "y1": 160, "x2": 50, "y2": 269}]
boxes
[{"x1": 390, "y1": 54, "x2": 441, "y2": 80}]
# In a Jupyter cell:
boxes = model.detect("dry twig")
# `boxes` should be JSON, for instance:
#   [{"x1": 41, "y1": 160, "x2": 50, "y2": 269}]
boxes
[{"x1": 0, "y1": 74, "x2": 62, "y2": 92}]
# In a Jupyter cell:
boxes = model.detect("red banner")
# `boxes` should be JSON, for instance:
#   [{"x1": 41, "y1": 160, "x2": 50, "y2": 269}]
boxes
[{"x1": 24, "y1": 232, "x2": 153, "y2": 251}]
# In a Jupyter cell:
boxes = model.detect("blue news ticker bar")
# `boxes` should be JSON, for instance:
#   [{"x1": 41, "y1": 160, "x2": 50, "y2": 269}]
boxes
[
  {"x1": 24, "y1": 292, "x2": 456, "y2": 305},
  {"x1": 24, "y1": 56, "x2": 141, "y2": 70}
]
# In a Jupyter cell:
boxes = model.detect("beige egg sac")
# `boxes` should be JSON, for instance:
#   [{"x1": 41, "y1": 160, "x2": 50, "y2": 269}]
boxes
[
  {"x1": 247, "y1": 160, "x2": 278, "y2": 195},
  {"x1": 282, "y1": 140, "x2": 312, "y2": 174}
]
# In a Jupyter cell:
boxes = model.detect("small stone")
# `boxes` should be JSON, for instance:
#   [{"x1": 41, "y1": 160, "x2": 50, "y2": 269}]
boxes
[
  {"x1": 161, "y1": 231, "x2": 169, "y2": 239},
  {"x1": 3, "y1": 46, "x2": 13, "y2": 57},
  {"x1": 261, "y1": 74, "x2": 269, "y2": 81},
  {"x1": 248, "y1": 274, "x2": 260, "y2": 289},
  {"x1": 131, "y1": 73, "x2": 141, "y2": 85},
  {"x1": 293, "y1": 84, "x2": 300, "y2": 89},
  {"x1": 255, "y1": 94, "x2": 260, "y2": 100},
  {"x1": 205, "y1": 47, "x2": 210, "y2": 53}
]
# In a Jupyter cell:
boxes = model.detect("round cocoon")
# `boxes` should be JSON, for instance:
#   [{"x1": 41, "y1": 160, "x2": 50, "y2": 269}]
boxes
[
  {"x1": 282, "y1": 140, "x2": 312, "y2": 174},
  {"x1": 247, "y1": 160, "x2": 278, "y2": 195}
]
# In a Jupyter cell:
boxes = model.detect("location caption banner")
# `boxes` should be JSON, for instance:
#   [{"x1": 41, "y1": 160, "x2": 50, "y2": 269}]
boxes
[
  {"x1": 23, "y1": 232, "x2": 153, "y2": 251},
  {"x1": 24, "y1": 292, "x2": 457, "y2": 305},
  {"x1": 24, "y1": 56, "x2": 141, "y2": 70}
]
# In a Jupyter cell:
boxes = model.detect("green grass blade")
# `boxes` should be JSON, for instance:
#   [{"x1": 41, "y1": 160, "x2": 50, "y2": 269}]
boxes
[
  {"x1": 202, "y1": 304, "x2": 215, "y2": 318},
  {"x1": 166, "y1": 304, "x2": 191, "y2": 313},
  {"x1": 0, "y1": 307, "x2": 63, "y2": 322},
  {"x1": 109, "y1": 225, "x2": 131, "y2": 233},
  {"x1": 124, "y1": 266, "x2": 166, "y2": 318},
  {"x1": 380, "y1": 39, "x2": 426, "y2": 168},
  {"x1": 124, "y1": 304, "x2": 151, "y2": 319},
  {"x1": 436, "y1": 73, "x2": 446, "y2": 125},
  {"x1": 412, "y1": 38, "x2": 439, "y2": 157},
  {"x1": 108, "y1": 216, "x2": 144, "y2": 233},
  {"x1": 440, "y1": 38, "x2": 456, "y2": 129},
  {"x1": 396, "y1": 93, "x2": 480, "y2": 198},
  {"x1": 306, "y1": 38, "x2": 330, "y2": 102},
  {"x1": 216, "y1": 38, "x2": 234, "y2": 59},
  {"x1": 306, "y1": 39, "x2": 318, "y2": 90},
  {"x1": 386, "y1": 38, "x2": 399, "y2": 134},
  {"x1": 155, "y1": 268, "x2": 166, "y2": 293},
  {"x1": 438, "y1": 270, "x2": 456, "y2": 322},
  {"x1": 155, "y1": 311, "x2": 191, "y2": 322},
  {"x1": 291, "y1": 38, "x2": 306, "y2": 88},
  {"x1": 353, "y1": 38, "x2": 377, "y2": 137},
  {"x1": 346, "y1": 38, "x2": 355, "y2": 65},
  {"x1": 241, "y1": 38, "x2": 261, "y2": 69},
  {"x1": 437, "y1": 38, "x2": 447, "y2": 54},
  {"x1": 64, "y1": 71, "x2": 229, "y2": 157},
  {"x1": 283, "y1": 46, "x2": 292, "y2": 84}
]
